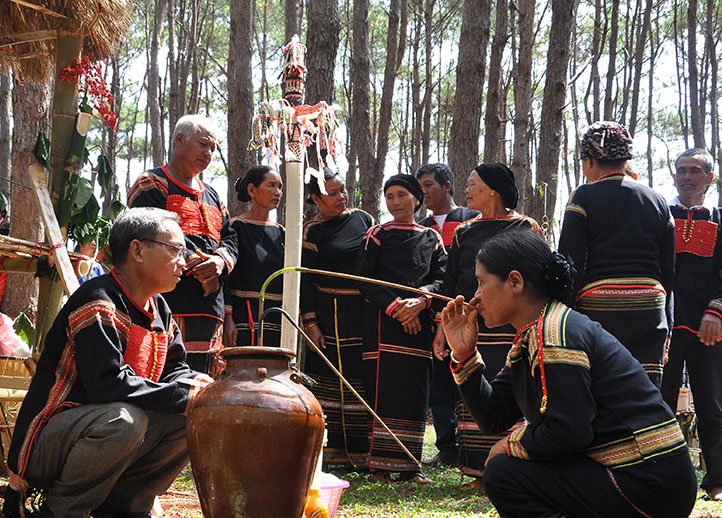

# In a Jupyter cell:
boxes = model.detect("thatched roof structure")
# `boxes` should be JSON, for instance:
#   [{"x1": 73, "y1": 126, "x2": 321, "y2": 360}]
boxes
[{"x1": 0, "y1": 0, "x2": 134, "y2": 82}]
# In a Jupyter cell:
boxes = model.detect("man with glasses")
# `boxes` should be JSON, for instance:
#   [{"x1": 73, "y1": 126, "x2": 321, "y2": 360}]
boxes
[
  {"x1": 661, "y1": 148, "x2": 722, "y2": 501},
  {"x1": 3, "y1": 207, "x2": 213, "y2": 518},
  {"x1": 128, "y1": 114, "x2": 238, "y2": 374}
]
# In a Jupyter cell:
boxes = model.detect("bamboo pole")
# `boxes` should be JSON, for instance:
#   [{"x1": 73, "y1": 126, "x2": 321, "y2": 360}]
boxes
[
  {"x1": 278, "y1": 153, "x2": 303, "y2": 354},
  {"x1": 34, "y1": 26, "x2": 83, "y2": 353}
]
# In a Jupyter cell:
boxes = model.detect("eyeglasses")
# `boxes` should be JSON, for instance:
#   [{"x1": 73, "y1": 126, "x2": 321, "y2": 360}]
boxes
[{"x1": 141, "y1": 238, "x2": 187, "y2": 260}]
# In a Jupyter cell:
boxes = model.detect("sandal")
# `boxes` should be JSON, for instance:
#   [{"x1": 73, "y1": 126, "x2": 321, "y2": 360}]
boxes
[
  {"x1": 399, "y1": 471, "x2": 433, "y2": 485},
  {"x1": 460, "y1": 476, "x2": 483, "y2": 490},
  {"x1": 369, "y1": 470, "x2": 392, "y2": 483}
]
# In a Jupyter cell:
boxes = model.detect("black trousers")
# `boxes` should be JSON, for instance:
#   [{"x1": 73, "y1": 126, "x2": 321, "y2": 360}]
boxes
[
  {"x1": 483, "y1": 452, "x2": 696, "y2": 518},
  {"x1": 428, "y1": 355, "x2": 458, "y2": 451},
  {"x1": 662, "y1": 328, "x2": 722, "y2": 489}
]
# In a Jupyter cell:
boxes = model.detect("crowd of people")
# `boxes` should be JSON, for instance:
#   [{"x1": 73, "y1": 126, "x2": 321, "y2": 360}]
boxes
[{"x1": 3, "y1": 113, "x2": 721, "y2": 517}]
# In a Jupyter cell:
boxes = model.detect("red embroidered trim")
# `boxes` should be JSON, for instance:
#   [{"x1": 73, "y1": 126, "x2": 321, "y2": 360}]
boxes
[{"x1": 245, "y1": 299, "x2": 255, "y2": 346}]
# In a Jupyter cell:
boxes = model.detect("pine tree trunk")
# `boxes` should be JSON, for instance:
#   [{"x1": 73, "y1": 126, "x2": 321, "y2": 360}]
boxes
[
  {"x1": 227, "y1": 0, "x2": 255, "y2": 217},
  {"x1": 3, "y1": 80, "x2": 52, "y2": 318},
  {"x1": 351, "y1": 0, "x2": 377, "y2": 217},
  {"x1": 512, "y1": 0, "x2": 535, "y2": 214},
  {"x1": 0, "y1": 74, "x2": 10, "y2": 199},
  {"x1": 447, "y1": 0, "x2": 491, "y2": 204},
  {"x1": 530, "y1": 0, "x2": 579, "y2": 225},
  {"x1": 286, "y1": 0, "x2": 303, "y2": 42},
  {"x1": 484, "y1": 0, "x2": 510, "y2": 162},
  {"x1": 688, "y1": 0, "x2": 706, "y2": 147},
  {"x1": 149, "y1": 0, "x2": 167, "y2": 165},
  {"x1": 306, "y1": 0, "x2": 340, "y2": 105},
  {"x1": 603, "y1": 0, "x2": 620, "y2": 120},
  {"x1": 627, "y1": 0, "x2": 652, "y2": 136}
]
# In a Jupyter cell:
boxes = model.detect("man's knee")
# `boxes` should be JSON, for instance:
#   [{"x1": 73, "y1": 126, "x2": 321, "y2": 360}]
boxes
[
  {"x1": 101, "y1": 403, "x2": 149, "y2": 444},
  {"x1": 483, "y1": 454, "x2": 517, "y2": 502}
]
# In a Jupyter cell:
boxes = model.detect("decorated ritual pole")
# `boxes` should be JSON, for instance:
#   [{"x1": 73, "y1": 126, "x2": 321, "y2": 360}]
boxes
[
  {"x1": 253, "y1": 36, "x2": 343, "y2": 356},
  {"x1": 278, "y1": 37, "x2": 306, "y2": 355}
]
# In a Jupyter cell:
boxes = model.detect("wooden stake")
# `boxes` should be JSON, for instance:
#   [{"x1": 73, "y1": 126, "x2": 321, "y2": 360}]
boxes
[{"x1": 27, "y1": 163, "x2": 79, "y2": 296}]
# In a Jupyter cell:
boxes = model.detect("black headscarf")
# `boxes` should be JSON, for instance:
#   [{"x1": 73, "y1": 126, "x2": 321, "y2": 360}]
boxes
[
  {"x1": 473, "y1": 163, "x2": 519, "y2": 209},
  {"x1": 384, "y1": 174, "x2": 424, "y2": 211}
]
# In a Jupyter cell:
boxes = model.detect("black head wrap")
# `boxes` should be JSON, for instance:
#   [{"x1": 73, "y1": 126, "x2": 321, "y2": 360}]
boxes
[
  {"x1": 580, "y1": 121, "x2": 633, "y2": 162},
  {"x1": 384, "y1": 174, "x2": 424, "y2": 211},
  {"x1": 473, "y1": 163, "x2": 519, "y2": 209}
]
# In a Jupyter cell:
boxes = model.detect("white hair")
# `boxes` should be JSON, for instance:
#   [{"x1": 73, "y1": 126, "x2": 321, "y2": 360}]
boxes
[{"x1": 171, "y1": 114, "x2": 219, "y2": 151}]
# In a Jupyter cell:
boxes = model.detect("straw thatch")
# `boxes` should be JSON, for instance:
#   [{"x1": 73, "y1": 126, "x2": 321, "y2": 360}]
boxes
[{"x1": 0, "y1": 0, "x2": 134, "y2": 82}]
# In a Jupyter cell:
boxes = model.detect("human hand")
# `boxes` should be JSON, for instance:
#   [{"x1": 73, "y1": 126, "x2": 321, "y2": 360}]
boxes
[
  {"x1": 401, "y1": 316, "x2": 421, "y2": 335},
  {"x1": 190, "y1": 252, "x2": 224, "y2": 296},
  {"x1": 393, "y1": 297, "x2": 425, "y2": 323},
  {"x1": 441, "y1": 296, "x2": 478, "y2": 360},
  {"x1": 305, "y1": 324, "x2": 326, "y2": 350},
  {"x1": 698, "y1": 313, "x2": 722, "y2": 346},
  {"x1": 432, "y1": 325, "x2": 449, "y2": 361},
  {"x1": 485, "y1": 437, "x2": 509, "y2": 467},
  {"x1": 222, "y1": 314, "x2": 237, "y2": 347}
]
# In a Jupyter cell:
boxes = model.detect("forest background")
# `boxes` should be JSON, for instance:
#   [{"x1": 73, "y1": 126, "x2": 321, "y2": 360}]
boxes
[{"x1": 0, "y1": 0, "x2": 720, "y2": 321}]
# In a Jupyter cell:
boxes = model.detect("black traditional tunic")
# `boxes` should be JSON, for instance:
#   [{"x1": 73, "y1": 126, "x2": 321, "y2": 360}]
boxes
[
  {"x1": 661, "y1": 200, "x2": 722, "y2": 491},
  {"x1": 225, "y1": 216, "x2": 285, "y2": 347},
  {"x1": 356, "y1": 222, "x2": 446, "y2": 473},
  {"x1": 127, "y1": 166, "x2": 237, "y2": 356},
  {"x1": 558, "y1": 172, "x2": 675, "y2": 386},
  {"x1": 7, "y1": 273, "x2": 205, "y2": 493},
  {"x1": 418, "y1": 206, "x2": 479, "y2": 457},
  {"x1": 301, "y1": 208, "x2": 374, "y2": 468},
  {"x1": 443, "y1": 212, "x2": 540, "y2": 476},
  {"x1": 454, "y1": 301, "x2": 696, "y2": 518}
]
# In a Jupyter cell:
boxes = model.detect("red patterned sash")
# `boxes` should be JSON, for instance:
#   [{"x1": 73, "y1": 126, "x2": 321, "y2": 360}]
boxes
[
  {"x1": 675, "y1": 216, "x2": 717, "y2": 257},
  {"x1": 166, "y1": 194, "x2": 222, "y2": 243},
  {"x1": 125, "y1": 324, "x2": 168, "y2": 381}
]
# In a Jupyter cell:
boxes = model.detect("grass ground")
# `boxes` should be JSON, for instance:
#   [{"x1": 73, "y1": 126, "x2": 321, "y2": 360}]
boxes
[{"x1": 161, "y1": 424, "x2": 722, "y2": 518}]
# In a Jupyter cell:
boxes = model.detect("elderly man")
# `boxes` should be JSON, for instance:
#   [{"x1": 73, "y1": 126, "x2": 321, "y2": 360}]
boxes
[
  {"x1": 661, "y1": 148, "x2": 722, "y2": 500},
  {"x1": 128, "y1": 115, "x2": 237, "y2": 374},
  {"x1": 3, "y1": 208, "x2": 213, "y2": 518}
]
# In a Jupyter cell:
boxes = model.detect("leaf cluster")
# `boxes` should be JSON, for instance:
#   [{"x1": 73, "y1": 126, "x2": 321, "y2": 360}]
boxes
[{"x1": 33, "y1": 132, "x2": 124, "y2": 248}]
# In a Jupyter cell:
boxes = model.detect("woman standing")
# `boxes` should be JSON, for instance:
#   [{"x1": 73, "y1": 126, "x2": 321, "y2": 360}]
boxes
[
  {"x1": 301, "y1": 169, "x2": 375, "y2": 469},
  {"x1": 558, "y1": 121, "x2": 674, "y2": 387},
  {"x1": 223, "y1": 165, "x2": 285, "y2": 347},
  {"x1": 356, "y1": 174, "x2": 446, "y2": 484},
  {"x1": 433, "y1": 163, "x2": 539, "y2": 488},
  {"x1": 442, "y1": 231, "x2": 695, "y2": 518}
]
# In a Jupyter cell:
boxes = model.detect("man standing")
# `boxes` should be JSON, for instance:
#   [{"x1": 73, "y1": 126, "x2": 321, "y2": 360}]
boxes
[
  {"x1": 128, "y1": 115, "x2": 237, "y2": 374},
  {"x1": 416, "y1": 163, "x2": 478, "y2": 466},
  {"x1": 661, "y1": 148, "x2": 722, "y2": 500},
  {"x1": 3, "y1": 208, "x2": 212, "y2": 517}
]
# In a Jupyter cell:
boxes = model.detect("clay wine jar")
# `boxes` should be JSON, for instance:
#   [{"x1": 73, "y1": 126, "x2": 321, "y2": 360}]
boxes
[{"x1": 186, "y1": 346, "x2": 325, "y2": 517}]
